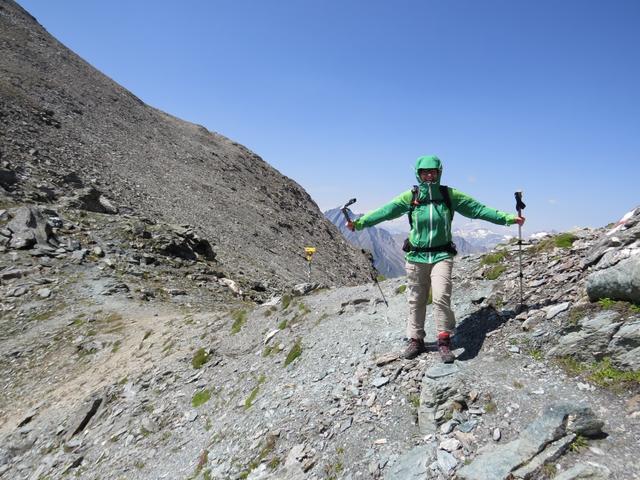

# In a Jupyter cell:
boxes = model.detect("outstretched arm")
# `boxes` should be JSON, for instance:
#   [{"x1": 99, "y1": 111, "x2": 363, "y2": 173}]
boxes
[
  {"x1": 346, "y1": 191, "x2": 412, "y2": 231},
  {"x1": 450, "y1": 188, "x2": 523, "y2": 226}
]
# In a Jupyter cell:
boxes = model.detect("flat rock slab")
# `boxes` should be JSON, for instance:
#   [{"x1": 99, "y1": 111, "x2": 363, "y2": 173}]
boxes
[
  {"x1": 384, "y1": 445, "x2": 434, "y2": 480},
  {"x1": 375, "y1": 353, "x2": 399, "y2": 366},
  {"x1": 553, "y1": 462, "x2": 611, "y2": 480},
  {"x1": 425, "y1": 363, "x2": 459, "y2": 379},
  {"x1": 456, "y1": 404, "x2": 603, "y2": 480},
  {"x1": 544, "y1": 302, "x2": 570, "y2": 320},
  {"x1": 372, "y1": 377, "x2": 390, "y2": 388},
  {"x1": 511, "y1": 434, "x2": 575, "y2": 479}
]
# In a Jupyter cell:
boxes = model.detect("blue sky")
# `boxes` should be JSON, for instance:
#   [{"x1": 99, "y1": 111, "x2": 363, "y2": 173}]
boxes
[{"x1": 18, "y1": 0, "x2": 640, "y2": 233}]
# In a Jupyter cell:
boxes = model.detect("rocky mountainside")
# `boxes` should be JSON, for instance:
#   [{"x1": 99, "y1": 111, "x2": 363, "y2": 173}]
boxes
[{"x1": 0, "y1": 0, "x2": 372, "y2": 290}]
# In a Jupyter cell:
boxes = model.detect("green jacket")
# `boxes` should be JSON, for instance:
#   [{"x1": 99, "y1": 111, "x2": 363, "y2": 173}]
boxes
[{"x1": 353, "y1": 155, "x2": 518, "y2": 264}]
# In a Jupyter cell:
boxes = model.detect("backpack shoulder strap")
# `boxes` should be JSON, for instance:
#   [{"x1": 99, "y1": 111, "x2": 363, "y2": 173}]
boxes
[
  {"x1": 439, "y1": 185, "x2": 454, "y2": 219},
  {"x1": 407, "y1": 185, "x2": 419, "y2": 229}
]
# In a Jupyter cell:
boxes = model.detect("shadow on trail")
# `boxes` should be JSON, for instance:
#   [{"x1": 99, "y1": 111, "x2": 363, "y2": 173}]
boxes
[{"x1": 454, "y1": 306, "x2": 514, "y2": 361}]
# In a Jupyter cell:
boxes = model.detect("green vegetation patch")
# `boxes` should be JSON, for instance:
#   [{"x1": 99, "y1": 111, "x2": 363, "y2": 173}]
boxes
[
  {"x1": 556, "y1": 356, "x2": 587, "y2": 376},
  {"x1": 244, "y1": 375, "x2": 266, "y2": 410},
  {"x1": 324, "y1": 447, "x2": 345, "y2": 479},
  {"x1": 557, "y1": 356, "x2": 640, "y2": 392},
  {"x1": 598, "y1": 298, "x2": 640, "y2": 314},
  {"x1": 192, "y1": 389, "x2": 212, "y2": 407},
  {"x1": 484, "y1": 400, "x2": 497, "y2": 414},
  {"x1": 281, "y1": 294, "x2": 292, "y2": 310},
  {"x1": 31, "y1": 302, "x2": 68, "y2": 322},
  {"x1": 284, "y1": 339, "x2": 302, "y2": 366},
  {"x1": 481, "y1": 251, "x2": 507, "y2": 265},
  {"x1": 484, "y1": 265, "x2": 506, "y2": 280},
  {"x1": 588, "y1": 358, "x2": 640, "y2": 388},
  {"x1": 262, "y1": 344, "x2": 277, "y2": 357},
  {"x1": 569, "y1": 434, "x2": 588, "y2": 452},
  {"x1": 396, "y1": 284, "x2": 407, "y2": 294},
  {"x1": 531, "y1": 232, "x2": 578, "y2": 253},
  {"x1": 298, "y1": 302, "x2": 311, "y2": 314},
  {"x1": 231, "y1": 309, "x2": 248, "y2": 334},
  {"x1": 554, "y1": 233, "x2": 578, "y2": 248},
  {"x1": 567, "y1": 299, "x2": 640, "y2": 328},
  {"x1": 528, "y1": 348, "x2": 544, "y2": 361},
  {"x1": 191, "y1": 348, "x2": 210, "y2": 369},
  {"x1": 277, "y1": 319, "x2": 288, "y2": 330},
  {"x1": 111, "y1": 340, "x2": 122, "y2": 353},
  {"x1": 239, "y1": 434, "x2": 278, "y2": 478}
]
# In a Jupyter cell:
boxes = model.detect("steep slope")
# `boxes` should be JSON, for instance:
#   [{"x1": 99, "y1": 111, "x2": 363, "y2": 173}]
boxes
[{"x1": 0, "y1": 0, "x2": 371, "y2": 288}]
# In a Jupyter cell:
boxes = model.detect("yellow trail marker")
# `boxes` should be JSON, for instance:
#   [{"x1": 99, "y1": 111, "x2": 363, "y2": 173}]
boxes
[
  {"x1": 304, "y1": 247, "x2": 316, "y2": 262},
  {"x1": 304, "y1": 247, "x2": 316, "y2": 280}
]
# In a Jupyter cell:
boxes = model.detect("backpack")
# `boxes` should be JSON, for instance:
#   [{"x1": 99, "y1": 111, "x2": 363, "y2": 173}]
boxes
[
  {"x1": 407, "y1": 184, "x2": 453, "y2": 229},
  {"x1": 403, "y1": 184, "x2": 457, "y2": 255}
]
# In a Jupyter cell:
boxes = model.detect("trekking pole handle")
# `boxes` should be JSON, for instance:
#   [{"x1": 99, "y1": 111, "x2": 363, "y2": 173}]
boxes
[
  {"x1": 341, "y1": 198, "x2": 357, "y2": 223},
  {"x1": 514, "y1": 191, "x2": 526, "y2": 216}
]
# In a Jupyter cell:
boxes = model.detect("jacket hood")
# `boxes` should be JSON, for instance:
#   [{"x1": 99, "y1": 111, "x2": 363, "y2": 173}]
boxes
[{"x1": 415, "y1": 155, "x2": 442, "y2": 184}]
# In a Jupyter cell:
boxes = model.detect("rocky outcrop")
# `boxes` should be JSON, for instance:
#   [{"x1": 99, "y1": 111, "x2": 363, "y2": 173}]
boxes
[
  {"x1": 61, "y1": 187, "x2": 118, "y2": 214},
  {"x1": 1, "y1": 206, "x2": 58, "y2": 250},
  {"x1": 418, "y1": 363, "x2": 467, "y2": 435}
]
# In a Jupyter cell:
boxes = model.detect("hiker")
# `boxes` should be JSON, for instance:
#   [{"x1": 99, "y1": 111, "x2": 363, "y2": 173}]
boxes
[{"x1": 347, "y1": 155, "x2": 525, "y2": 362}]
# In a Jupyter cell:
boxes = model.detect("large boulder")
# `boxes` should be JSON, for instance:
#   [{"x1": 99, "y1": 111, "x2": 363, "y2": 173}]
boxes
[
  {"x1": 4, "y1": 206, "x2": 58, "y2": 249},
  {"x1": 62, "y1": 187, "x2": 119, "y2": 214},
  {"x1": 149, "y1": 224, "x2": 216, "y2": 262},
  {"x1": 586, "y1": 255, "x2": 640, "y2": 303},
  {"x1": 549, "y1": 311, "x2": 623, "y2": 361}
]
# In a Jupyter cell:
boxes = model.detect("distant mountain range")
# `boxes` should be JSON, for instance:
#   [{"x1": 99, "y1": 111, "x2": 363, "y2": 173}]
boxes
[{"x1": 324, "y1": 209, "x2": 506, "y2": 278}]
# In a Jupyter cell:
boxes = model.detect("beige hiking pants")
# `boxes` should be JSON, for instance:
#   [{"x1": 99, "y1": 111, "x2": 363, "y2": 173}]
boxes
[{"x1": 406, "y1": 259, "x2": 455, "y2": 339}]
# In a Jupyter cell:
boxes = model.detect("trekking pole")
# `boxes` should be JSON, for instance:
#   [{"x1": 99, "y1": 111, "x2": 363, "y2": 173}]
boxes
[
  {"x1": 514, "y1": 191, "x2": 526, "y2": 310},
  {"x1": 341, "y1": 198, "x2": 389, "y2": 308}
]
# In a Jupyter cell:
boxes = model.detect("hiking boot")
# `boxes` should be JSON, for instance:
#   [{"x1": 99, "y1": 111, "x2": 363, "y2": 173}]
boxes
[
  {"x1": 437, "y1": 332, "x2": 455, "y2": 364},
  {"x1": 402, "y1": 338, "x2": 425, "y2": 360}
]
